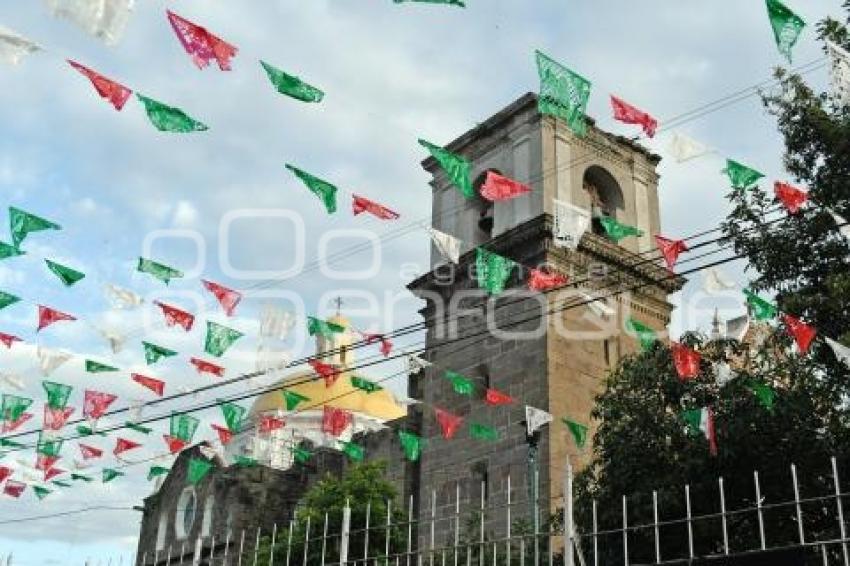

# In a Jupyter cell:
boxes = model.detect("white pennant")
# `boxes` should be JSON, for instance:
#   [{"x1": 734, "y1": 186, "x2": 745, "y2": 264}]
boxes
[
  {"x1": 127, "y1": 399, "x2": 145, "y2": 423},
  {"x1": 578, "y1": 292, "x2": 615, "y2": 318},
  {"x1": 0, "y1": 26, "x2": 41, "y2": 66},
  {"x1": 703, "y1": 268, "x2": 736, "y2": 295},
  {"x1": 829, "y1": 209, "x2": 850, "y2": 245},
  {"x1": 45, "y1": 0, "x2": 135, "y2": 45},
  {"x1": 391, "y1": 393, "x2": 421, "y2": 407},
  {"x1": 826, "y1": 337, "x2": 850, "y2": 367},
  {"x1": 525, "y1": 405, "x2": 553, "y2": 436},
  {"x1": 98, "y1": 327, "x2": 125, "y2": 353},
  {"x1": 198, "y1": 445, "x2": 220, "y2": 461},
  {"x1": 104, "y1": 284, "x2": 143, "y2": 310},
  {"x1": 255, "y1": 344, "x2": 291, "y2": 375},
  {"x1": 427, "y1": 227, "x2": 461, "y2": 264},
  {"x1": 0, "y1": 373, "x2": 25, "y2": 391},
  {"x1": 259, "y1": 305, "x2": 295, "y2": 340},
  {"x1": 552, "y1": 199, "x2": 590, "y2": 250},
  {"x1": 826, "y1": 40, "x2": 850, "y2": 107},
  {"x1": 667, "y1": 132, "x2": 712, "y2": 163},
  {"x1": 36, "y1": 346, "x2": 72, "y2": 377},
  {"x1": 407, "y1": 353, "x2": 432, "y2": 375}
]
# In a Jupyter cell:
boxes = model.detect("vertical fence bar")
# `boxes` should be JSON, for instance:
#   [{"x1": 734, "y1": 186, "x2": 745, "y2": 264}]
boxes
[
  {"x1": 166, "y1": 546, "x2": 172, "y2": 566},
  {"x1": 533, "y1": 468, "x2": 539, "y2": 566},
  {"x1": 253, "y1": 528, "x2": 261, "y2": 566},
  {"x1": 431, "y1": 489, "x2": 437, "y2": 566},
  {"x1": 592, "y1": 500, "x2": 598, "y2": 566},
  {"x1": 455, "y1": 483, "x2": 461, "y2": 566},
  {"x1": 211, "y1": 535, "x2": 217, "y2": 566},
  {"x1": 269, "y1": 524, "x2": 278, "y2": 566},
  {"x1": 155, "y1": 550, "x2": 160, "y2": 566},
  {"x1": 685, "y1": 485, "x2": 694, "y2": 559},
  {"x1": 506, "y1": 476, "x2": 511, "y2": 566},
  {"x1": 387, "y1": 500, "x2": 393, "y2": 565},
  {"x1": 302, "y1": 516, "x2": 311, "y2": 566},
  {"x1": 285, "y1": 521, "x2": 293, "y2": 566},
  {"x1": 832, "y1": 457, "x2": 849, "y2": 566},
  {"x1": 720, "y1": 477, "x2": 729, "y2": 555},
  {"x1": 140, "y1": 552, "x2": 147, "y2": 566},
  {"x1": 822, "y1": 544, "x2": 829, "y2": 566},
  {"x1": 224, "y1": 531, "x2": 232, "y2": 566},
  {"x1": 365, "y1": 500, "x2": 372, "y2": 564},
  {"x1": 622, "y1": 496, "x2": 628, "y2": 566},
  {"x1": 565, "y1": 457, "x2": 574, "y2": 566},
  {"x1": 321, "y1": 513, "x2": 328, "y2": 566},
  {"x1": 341, "y1": 501, "x2": 351, "y2": 566},
  {"x1": 754, "y1": 471, "x2": 766, "y2": 551},
  {"x1": 653, "y1": 491, "x2": 660, "y2": 565},
  {"x1": 792, "y1": 464, "x2": 805, "y2": 544},
  {"x1": 238, "y1": 530, "x2": 246, "y2": 566},
  {"x1": 407, "y1": 494, "x2": 413, "y2": 566}
]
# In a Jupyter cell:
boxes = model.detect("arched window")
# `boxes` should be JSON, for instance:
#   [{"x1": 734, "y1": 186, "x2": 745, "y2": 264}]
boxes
[
  {"x1": 175, "y1": 487, "x2": 197, "y2": 540},
  {"x1": 156, "y1": 511, "x2": 168, "y2": 551},
  {"x1": 582, "y1": 166, "x2": 624, "y2": 236}
]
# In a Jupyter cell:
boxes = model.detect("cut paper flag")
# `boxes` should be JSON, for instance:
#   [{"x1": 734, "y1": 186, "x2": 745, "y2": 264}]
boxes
[
  {"x1": 469, "y1": 423, "x2": 499, "y2": 442},
  {"x1": 826, "y1": 40, "x2": 850, "y2": 107},
  {"x1": 211, "y1": 424, "x2": 233, "y2": 445},
  {"x1": 285, "y1": 164, "x2": 338, "y2": 214},
  {"x1": 407, "y1": 353, "x2": 432, "y2": 375},
  {"x1": 322, "y1": 406, "x2": 353, "y2": 437},
  {"x1": 202, "y1": 280, "x2": 242, "y2": 316},
  {"x1": 743, "y1": 290, "x2": 778, "y2": 321},
  {"x1": 363, "y1": 333, "x2": 392, "y2": 357},
  {"x1": 563, "y1": 418, "x2": 588, "y2": 449},
  {"x1": 233, "y1": 456, "x2": 258, "y2": 467},
  {"x1": 255, "y1": 345, "x2": 291, "y2": 374},
  {"x1": 137, "y1": 94, "x2": 208, "y2": 133},
  {"x1": 38, "y1": 347, "x2": 71, "y2": 377},
  {"x1": 79, "y1": 444, "x2": 103, "y2": 460},
  {"x1": 536, "y1": 50, "x2": 592, "y2": 136},
  {"x1": 259, "y1": 305, "x2": 294, "y2": 340},
  {"x1": 36, "y1": 453, "x2": 59, "y2": 471},
  {"x1": 599, "y1": 217, "x2": 643, "y2": 243},
  {"x1": 147, "y1": 465, "x2": 170, "y2": 481},
  {"x1": 113, "y1": 437, "x2": 141, "y2": 457},
  {"x1": 143, "y1": 342, "x2": 177, "y2": 365},
  {"x1": 485, "y1": 388, "x2": 514, "y2": 406},
  {"x1": 723, "y1": 159, "x2": 765, "y2": 190},
  {"x1": 282, "y1": 390, "x2": 309, "y2": 411},
  {"x1": 525, "y1": 405, "x2": 553, "y2": 436},
  {"x1": 307, "y1": 316, "x2": 345, "y2": 338},
  {"x1": 0, "y1": 241, "x2": 23, "y2": 260},
  {"x1": 655, "y1": 236, "x2": 688, "y2": 271},
  {"x1": 292, "y1": 446, "x2": 311, "y2": 464},
  {"x1": 0, "y1": 26, "x2": 41, "y2": 66},
  {"x1": 528, "y1": 268, "x2": 569, "y2": 292},
  {"x1": 826, "y1": 337, "x2": 850, "y2": 366},
  {"x1": 418, "y1": 139, "x2": 473, "y2": 199},
  {"x1": 132, "y1": 373, "x2": 165, "y2": 396},
  {"x1": 0, "y1": 373, "x2": 25, "y2": 392},
  {"x1": 765, "y1": 0, "x2": 805, "y2": 62},
  {"x1": 70, "y1": 473, "x2": 92, "y2": 482},
  {"x1": 748, "y1": 380, "x2": 776, "y2": 410},
  {"x1": 137, "y1": 257, "x2": 183, "y2": 284},
  {"x1": 154, "y1": 301, "x2": 195, "y2": 331},
  {"x1": 352, "y1": 195, "x2": 400, "y2": 220},
  {"x1": 309, "y1": 359, "x2": 342, "y2": 387},
  {"x1": 783, "y1": 314, "x2": 816, "y2": 354},
  {"x1": 625, "y1": 317, "x2": 658, "y2": 351},
  {"x1": 187, "y1": 458, "x2": 212, "y2": 485},
  {"x1": 102, "y1": 468, "x2": 123, "y2": 483},
  {"x1": 393, "y1": 0, "x2": 465, "y2": 5},
  {"x1": 829, "y1": 209, "x2": 850, "y2": 245},
  {"x1": 0, "y1": 332, "x2": 21, "y2": 349},
  {"x1": 671, "y1": 342, "x2": 701, "y2": 380},
  {"x1": 444, "y1": 370, "x2": 474, "y2": 396},
  {"x1": 9, "y1": 206, "x2": 60, "y2": 249},
  {"x1": 0, "y1": 291, "x2": 18, "y2": 311},
  {"x1": 221, "y1": 402, "x2": 246, "y2": 433},
  {"x1": 476, "y1": 247, "x2": 515, "y2": 295},
  {"x1": 774, "y1": 182, "x2": 808, "y2": 214},
  {"x1": 553, "y1": 199, "x2": 591, "y2": 250},
  {"x1": 85, "y1": 360, "x2": 118, "y2": 373},
  {"x1": 166, "y1": 10, "x2": 237, "y2": 71},
  {"x1": 703, "y1": 268, "x2": 736, "y2": 295},
  {"x1": 37, "y1": 305, "x2": 76, "y2": 332},
  {"x1": 104, "y1": 284, "x2": 143, "y2": 309},
  {"x1": 427, "y1": 227, "x2": 462, "y2": 264},
  {"x1": 163, "y1": 435, "x2": 187, "y2": 454},
  {"x1": 610, "y1": 95, "x2": 658, "y2": 137},
  {"x1": 398, "y1": 430, "x2": 424, "y2": 461},
  {"x1": 342, "y1": 441, "x2": 364, "y2": 462},
  {"x1": 579, "y1": 292, "x2": 616, "y2": 318},
  {"x1": 67, "y1": 60, "x2": 131, "y2": 110},
  {"x1": 0, "y1": 466, "x2": 10, "y2": 483},
  {"x1": 259, "y1": 415, "x2": 285, "y2": 434},
  {"x1": 170, "y1": 413, "x2": 199, "y2": 443},
  {"x1": 667, "y1": 132, "x2": 711, "y2": 163},
  {"x1": 33, "y1": 486, "x2": 51, "y2": 500},
  {"x1": 45, "y1": 0, "x2": 134, "y2": 45},
  {"x1": 1, "y1": 394, "x2": 32, "y2": 424},
  {"x1": 3, "y1": 480, "x2": 25, "y2": 498},
  {"x1": 260, "y1": 61, "x2": 324, "y2": 103},
  {"x1": 43, "y1": 381, "x2": 72, "y2": 409},
  {"x1": 479, "y1": 171, "x2": 531, "y2": 202},
  {"x1": 351, "y1": 376, "x2": 382, "y2": 393},
  {"x1": 99, "y1": 328, "x2": 125, "y2": 354},
  {"x1": 191, "y1": 357, "x2": 225, "y2": 377},
  {"x1": 204, "y1": 321, "x2": 244, "y2": 357},
  {"x1": 43, "y1": 406, "x2": 74, "y2": 431},
  {"x1": 682, "y1": 407, "x2": 718, "y2": 456},
  {"x1": 434, "y1": 407, "x2": 463, "y2": 439}
]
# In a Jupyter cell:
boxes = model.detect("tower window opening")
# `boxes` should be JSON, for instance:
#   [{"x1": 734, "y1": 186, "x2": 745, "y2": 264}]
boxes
[
  {"x1": 472, "y1": 170, "x2": 501, "y2": 243},
  {"x1": 583, "y1": 166, "x2": 624, "y2": 237}
]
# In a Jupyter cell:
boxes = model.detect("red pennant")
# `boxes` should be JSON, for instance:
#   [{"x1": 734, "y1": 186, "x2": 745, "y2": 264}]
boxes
[
  {"x1": 479, "y1": 171, "x2": 532, "y2": 202},
  {"x1": 3, "y1": 480, "x2": 26, "y2": 498},
  {"x1": 37, "y1": 305, "x2": 76, "y2": 332},
  {"x1": 2, "y1": 412, "x2": 32, "y2": 433},
  {"x1": 485, "y1": 388, "x2": 514, "y2": 406},
  {"x1": 83, "y1": 390, "x2": 118, "y2": 421},
  {"x1": 190, "y1": 357, "x2": 225, "y2": 377},
  {"x1": 211, "y1": 424, "x2": 233, "y2": 445},
  {"x1": 163, "y1": 434, "x2": 188, "y2": 454},
  {"x1": 434, "y1": 407, "x2": 463, "y2": 439},
  {"x1": 202, "y1": 280, "x2": 242, "y2": 316},
  {"x1": 610, "y1": 95, "x2": 658, "y2": 137},
  {"x1": 671, "y1": 342, "x2": 701, "y2": 380},
  {"x1": 321, "y1": 405, "x2": 352, "y2": 437},
  {"x1": 36, "y1": 454, "x2": 60, "y2": 472},
  {"x1": 783, "y1": 314, "x2": 817, "y2": 354},
  {"x1": 309, "y1": 360, "x2": 342, "y2": 387},
  {"x1": 0, "y1": 332, "x2": 21, "y2": 349},
  {"x1": 113, "y1": 437, "x2": 141, "y2": 456},
  {"x1": 154, "y1": 301, "x2": 195, "y2": 331},
  {"x1": 0, "y1": 466, "x2": 10, "y2": 483},
  {"x1": 167, "y1": 10, "x2": 238, "y2": 71},
  {"x1": 43, "y1": 467, "x2": 66, "y2": 482},
  {"x1": 79, "y1": 443, "x2": 103, "y2": 460},
  {"x1": 132, "y1": 373, "x2": 165, "y2": 396},
  {"x1": 527, "y1": 268, "x2": 569, "y2": 292},
  {"x1": 363, "y1": 333, "x2": 392, "y2": 357},
  {"x1": 43, "y1": 406, "x2": 75, "y2": 431},
  {"x1": 655, "y1": 236, "x2": 689, "y2": 271},
  {"x1": 774, "y1": 182, "x2": 808, "y2": 214},
  {"x1": 352, "y1": 195, "x2": 400, "y2": 220},
  {"x1": 259, "y1": 416, "x2": 285, "y2": 434},
  {"x1": 67, "y1": 60, "x2": 132, "y2": 110}
]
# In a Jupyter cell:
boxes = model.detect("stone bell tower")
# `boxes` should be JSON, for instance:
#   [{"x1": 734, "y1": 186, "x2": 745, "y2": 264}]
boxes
[{"x1": 407, "y1": 92, "x2": 685, "y2": 543}]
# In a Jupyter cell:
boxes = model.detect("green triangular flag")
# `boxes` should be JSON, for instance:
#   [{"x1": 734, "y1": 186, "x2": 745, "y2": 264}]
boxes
[
  {"x1": 536, "y1": 50, "x2": 592, "y2": 136},
  {"x1": 342, "y1": 441, "x2": 365, "y2": 462},
  {"x1": 306, "y1": 316, "x2": 345, "y2": 338},
  {"x1": 0, "y1": 290, "x2": 20, "y2": 310},
  {"x1": 136, "y1": 94, "x2": 208, "y2": 133},
  {"x1": 137, "y1": 257, "x2": 183, "y2": 284},
  {"x1": 599, "y1": 217, "x2": 643, "y2": 243},
  {"x1": 723, "y1": 159, "x2": 765, "y2": 190},
  {"x1": 282, "y1": 390, "x2": 309, "y2": 411},
  {"x1": 71, "y1": 473, "x2": 93, "y2": 482},
  {"x1": 233, "y1": 455, "x2": 257, "y2": 467},
  {"x1": 220, "y1": 402, "x2": 247, "y2": 433},
  {"x1": 44, "y1": 259, "x2": 85, "y2": 287},
  {"x1": 1, "y1": 394, "x2": 32, "y2": 422},
  {"x1": 76, "y1": 425, "x2": 94, "y2": 436},
  {"x1": 748, "y1": 380, "x2": 777, "y2": 410},
  {"x1": 143, "y1": 341, "x2": 178, "y2": 365},
  {"x1": 398, "y1": 431, "x2": 423, "y2": 462},
  {"x1": 743, "y1": 290, "x2": 778, "y2": 321},
  {"x1": 285, "y1": 165, "x2": 338, "y2": 214},
  {"x1": 475, "y1": 248, "x2": 516, "y2": 295},
  {"x1": 625, "y1": 318, "x2": 657, "y2": 351},
  {"x1": 187, "y1": 458, "x2": 213, "y2": 485},
  {"x1": 444, "y1": 371, "x2": 474, "y2": 396},
  {"x1": 170, "y1": 413, "x2": 200, "y2": 443},
  {"x1": 9, "y1": 206, "x2": 60, "y2": 249},
  {"x1": 42, "y1": 381, "x2": 72, "y2": 409},
  {"x1": 102, "y1": 468, "x2": 124, "y2": 483},
  {"x1": 0, "y1": 438, "x2": 25, "y2": 449},
  {"x1": 204, "y1": 321, "x2": 244, "y2": 357},
  {"x1": 260, "y1": 61, "x2": 324, "y2": 103},
  {"x1": 418, "y1": 139, "x2": 473, "y2": 199},
  {"x1": 51, "y1": 480, "x2": 71, "y2": 488},
  {"x1": 469, "y1": 423, "x2": 499, "y2": 442},
  {"x1": 562, "y1": 418, "x2": 588, "y2": 449},
  {"x1": 765, "y1": 0, "x2": 805, "y2": 62},
  {"x1": 85, "y1": 360, "x2": 119, "y2": 373},
  {"x1": 33, "y1": 486, "x2": 51, "y2": 500},
  {"x1": 393, "y1": 0, "x2": 465, "y2": 5},
  {"x1": 147, "y1": 466, "x2": 170, "y2": 481},
  {"x1": 37, "y1": 433, "x2": 63, "y2": 457},
  {"x1": 125, "y1": 422, "x2": 152, "y2": 435},
  {"x1": 351, "y1": 376, "x2": 382, "y2": 394},
  {"x1": 292, "y1": 446, "x2": 312, "y2": 464},
  {"x1": 0, "y1": 241, "x2": 23, "y2": 260}
]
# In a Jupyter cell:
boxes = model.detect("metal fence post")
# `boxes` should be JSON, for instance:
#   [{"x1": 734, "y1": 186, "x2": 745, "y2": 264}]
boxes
[
  {"x1": 302, "y1": 516, "x2": 311, "y2": 566},
  {"x1": 365, "y1": 500, "x2": 372, "y2": 564},
  {"x1": 685, "y1": 485, "x2": 694, "y2": 559},
  {"x1": 341, "y1": 500, "x2": 352, "y2": 565},
  {"x1": 565, "y1": 458, "x2": 574, "y2": 566},
  {"x1": 506, "y1": 476, "x2": 511, "y2": 566},
  {"x1": 622, "y1": 496, "x2": 628, "y2": 566},
  {"x1": 387, "y1": 500, "x2": 393, "y2": 565},
  {"x1": 285, "y1": 521, "x2": 293, "y2": 566},
  {"x1": 253, "y1": 528, "x2": 261, "y2": 566},
  {"x1": 238, "y1": 530, "x2": 246, "y2": 566},
  {"x1": 321, "y1": 513, "x2": 329, "y2": 566},
  {"x1": 140, "y1": 553, "x2": 146, "y2": 566},
  {"x1": 480, "y1": 482, "x2": 485, "y2": 566},
  {"x1": 431, "y1": 489, "x2": 437, "y2": 566},
  {"x1": 754, "y1": 471, "x2": 766, "y2": 550},
  {"x1": 456, "y1": 483, "x2": 461, "y2": 566},
  {"x1": 166, "y1": 545, "x2": 172, "y2": 566},
  {"x1": 792, "y1": 464, "x2": 805, "y2": 544},
  {"x1": 832, "y1": 457, "x2": 850, "y2": 566},
  {"x1": 407, "y1": 494, "x2": 414, "y2": 566},
  {"x1": 653, "y1": 491, "x2": 660, "y2": 564},
  {"x1": 720, "y1": 477, "x2": 729, "y2": 555},
  {"x1": 269, "y1": 524, "x2": 277, "y2": 566},
  {"x1": 210, "y1": 535, "x2": 216, "y2": 565},
  {"x1": 224, "y1": 530, "x2": 232, "y2": 566},
  {"x1": 592, "y1": 500, "x2": 598, "y2": 566},
  {"x1": 194, "y1": 537, "x2": 203, "y2": 566}
]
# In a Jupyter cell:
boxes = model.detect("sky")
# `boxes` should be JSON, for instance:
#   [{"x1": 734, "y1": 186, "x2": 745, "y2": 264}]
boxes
[{"x1": 0, "y1": 0, "x2": 844, "y2": 563}]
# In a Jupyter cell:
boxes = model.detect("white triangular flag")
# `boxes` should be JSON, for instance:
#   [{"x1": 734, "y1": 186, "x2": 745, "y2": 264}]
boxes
[
  {"x1": 407, "y1": 353, "x2": 432, "y2": 375},
  {"x1": 578, "y1": 292, "x2": 615, "y2": 318},
  {"x1": 826, "y1": 337, "x2": 850, "y2": 367},
  {"x1": 98, "y1": 327, "x2": 125, "y2": 353},
  {"x1": 826, "y1": 40, "x2": 850, "y2": 107},
  {"x1": 0, "y1": 373, "x2": 25, "y2": 391},
  {"x1": 828, "y1": 209, "x2": 850, "y2": 244},
  {"x1": 525, "y1": 405, "x2": 553, "y2": 436},
  {"x1": 713, "y1": 362, "x2": 735, "y2": 387},
  {"x1": 703, "y1": 268, "x2": 736, "y2": 295},
  {"x1": 73, "y1": 459, "x2": 91, "y2": 470},
  {"x1": 667, "y1": 132, "x2": 712, "y2": 163},
  {"x1": 37, "y1": 346, "x2": 72, "y2": 376},
  {"x1": 127, "y1": 399, "x2": 145, "y2": 423},
  {"x1": 553, "y1": 199, "x2": 591, "y2": 250},
  {"x1": 255, "y1": 344, "x2": 291, "y2": 375},
  {"x1": 392, "y1": 393, "x2": 421, "y2": 408},
  {"x1": 259, "y1": 304, "x2": 294, "y2": 340},
  {"x1": 0, "y1": 26, "x2": 41, "y2": 66},
  {"x1": 45, "y1": 0, "x2": 135, "y2": 45},
  {"x1": 104, "y1": 284, "x2": 143, "y2": 310},
  {"x1": 427, "y1": 227, "x2": 461, "y2": 264}
]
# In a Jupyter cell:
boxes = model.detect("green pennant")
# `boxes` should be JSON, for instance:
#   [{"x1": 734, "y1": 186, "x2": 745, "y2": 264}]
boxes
[
  {"x1": 1, "y1": 394, "x2": 32, "y2": 422},
  {"x1": 0, "y1": 241, "x2": 23, "y2": 260},
  {"x1": 37, "y1": 433, "x2": 63, "y2": 457},
  {"x1": 220, "y1": 402, "x2": 247, "y2": 433},
  {"x1": 342, "y1": 441, "x2": 365, "y2": 462},
  {"x1": 85, "y1": 360, "x2": 119, "y2": 373},
  {"x1": 444, "y1": 371, "x2": 475, "y2": 396},
  {"x1": 562, "y1": 418, "x2": 588, "y2": 449},
  {"x1": 142, "y1": 341, "x2": 178, "y2": 365},
  {"x1": 536, "y1": 50, "x2": 592, "y2": 136},
  {"x1": 42, "y1": 381, "x2": 72, "y2": 409},
  {"x1": 102, "y1": 468, "x2": 124, "y2": 483},
  {"x1": 137, "y1": 257, "x2": 183, "y2": 284},
  {"x1": 44, "y1": 259, "x2": 85, "y2": 287},
  {"x1": 599, "y1": 217, "x2": 643, "y2": 243},
  {"x1": 765, "y1": 0, "x2": 805, "y2": 62},
  {"x1": 51, "y1": 480, "x2": 71, "y2": 488},
  {"x1": 398, "y1": 431, "x2": 423, "y2": 462},
  {"x1": 0, "y1": 290, "x2": 20, "y2": 310},
  {"x1": 292, "y1": 446, "x2": 312, "y2": 464},
  {"x1": 33, "y1": 486, "x2": 51, "y2": 500},
  {"x1": 351, "y1": 376, "x2": 382, "y2": 394},
  {"x1": 187, "y1": 458, "x2": 213, "y2": 485},
  {"x1": 743, "y1": 290, "x2": 778, "y2": 321},
  {"x1": 76, "y1": 425, "x2": 94, "y2": 436},
  {"x1": 0, "y1": 438, "x2": 25, "y2": 449},
  {"x1": 260, "y1": 61, "x2": 325, "y2": 103},
  {"x1": 170, "y1": 413, "x2": 200, "y2": 443},
  {"x1": 625, "y1": 318, "x2": 657, "y2": 351},
  {"x1": 9, "y1": 206, "x2": 60, "y2": 249},
  {"x1": 124, "y1": 422, "x2": 152, "y2": 435},
  {"x1": 282, "y1": 390, "x2": 309, "y2": 411},
  {"x1": 147, "y1": 466, "x2": 170, "y2": 481},
  {"x1": 136, "y1": 94, "x2": 208, "y2": 133},
  {"x1": 204, "y1": 321, "x2": 244, "y2": 357},
  {"x1": 233, "y1": 455, "x2": 257, "y2": 467},
  {"x1": 306, "y1": 316, "x2": 345, "y2": 338},
  {"x1": 71, "y1": 473, "x2": 93, "y2": 482},
  {"x1": 723, "y1": 159, "x2": 765, "y2": 190},
  {"x1": 748, "y1": 380, "x2": 777, "y2": 410},
  {"x1": 418, "y1": 139, "x2": 473, "y2": 199},
  {"x1": 285, "y1": 165, "x2": 338, "y2": 214},
  {"x1": 475, "y1": 247, "x2": 516, "y2": 296},
  {"x1": 469, "y1": 423, "x2": 499, "y2": 442}
]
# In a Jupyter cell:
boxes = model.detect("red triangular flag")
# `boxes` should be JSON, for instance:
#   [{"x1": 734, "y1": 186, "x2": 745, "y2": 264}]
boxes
[
  {"x1": 43, "y1": 406, "x2": 74, "y2": 431},
  {"x1": 79, "y1": 443, "x2": 103, "y2": 460},
  {"x1": 0, "y1": 332, "x2": 21, "y2": 349},
  {"x1": 37, "y1": 305, "x2": 76, "y2": 332},
  {"x1": 783, "y1": 314, "x2": 817, "y2": 354},
  {"x1": 434, "y1": 407, "x2": 463, "y2": 439},
  {"x1": 166, "y1": 10, "x2": 238, "y2": 71},
  {"x1": 0, "y1": 466, "x2": 10, "y2": 483},
  {"x1": 611, "y1": 95, "x2": 658, "y2": 137},
  {"x1": 479, "y1": 171, "x2": 532, "y2": 202},
  {"x1": 321, "y1": 405, "x2": 352, "y2": 437},
  {"x1": 211, "y1": 424, "x2": 233, "y2": 445},
  {"x1": 67, "y1": 60, "x2": 132, "y2": 110},
  {"x1": 83, "y1": 390, "x2": 118, "y2": 421},
  {"x1": 309, "y1": 360, "x2": 342, "y2": 387},
  {"x1": 43, "y1": 467, "x2": 66, "y2": 482},
  {"x1": 202, "y1": 280, "x2": 242, "y2": 316},
  {"x1": 190, "y1": 357, "x2": 225, "y2": 377},
  {"x1": 774, "y1": 182, "x2": 808, "y2": 214},
  {"x1": 655, "y1": 236, "x2": 689, "y2": 271},
  {"x1": 36, "y1": 454, "x2": 60, "y2": 471},
  {"x1": 131, "y1": 373, "x2": 165, "y2": 396},
  {"x1": 2, "y1": 412, "x2": 32, "y2": 433},
  {"x1": 113, "y1": 437, "x2": 141, "y2": 456},
  {"x1": 363, "y1": 333, "x2": 392, "y2": 357},
  {"x1": 671, "y1": 342, "x2": 701, "y2": 380},
  {"x1": 259, "y1": 416, "x2": 285, "y2": 434},
  {"x1": 4, "y1": 480, "x2": 26, "y2": 498},
  {"x1": 153, "y1": 301, "x2": 195, "y2": 331},
  {"x1": 527, "y1": 268, "x2": 569, "y2": 292},
  {"x1": 163, "y1": 434, "x2": 188, "y2": 454},
  {"x1": 352, "y1": 195, "x2": 400, "y2": 220},
  {"x1": 485, "y1": 388, "x2": 514, "y2": 406}
]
